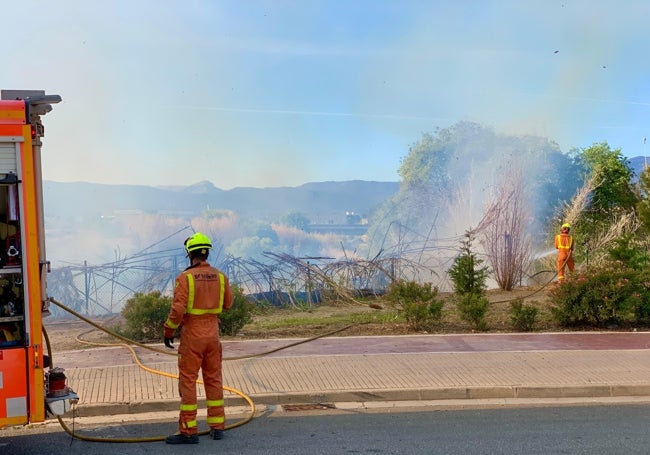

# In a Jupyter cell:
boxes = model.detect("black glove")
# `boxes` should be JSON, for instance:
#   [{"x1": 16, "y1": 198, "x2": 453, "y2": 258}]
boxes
[{"x1": 164, "y1": 336, "x2": 175, "y2": 349}]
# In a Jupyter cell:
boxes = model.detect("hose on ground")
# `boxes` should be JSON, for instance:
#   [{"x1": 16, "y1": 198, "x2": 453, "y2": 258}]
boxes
[{"x1": 46, "y1": 297, "x2": 362, "y2": 443}]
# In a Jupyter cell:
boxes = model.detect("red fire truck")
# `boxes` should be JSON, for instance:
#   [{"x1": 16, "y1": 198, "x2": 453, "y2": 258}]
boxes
[{"x1": 0, "y1": 90, "x2": 77, "y2": 428}]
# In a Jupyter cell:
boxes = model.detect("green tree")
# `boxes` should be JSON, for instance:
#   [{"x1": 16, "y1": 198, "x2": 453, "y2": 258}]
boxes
[
  {"x1": 536, "y1": 148, "x2": 583, "y2": 225},
  {"x1": 280, "y1": 211, "x2": 310, "y2": 231},
  {"x1": 569, "y1": 142, "x2": 638, "y2": 258},
  {"x1": 398, "y1": 131, "x2": 453, "y2": 193},
  {"x1": 636, "y1": 166, "x2": 650, "y2": 232},
  {"x1": 366, "y1": 121, "x2": 582, "y2": 257},
  {"x1": 448, "y1": 230, "x2": 489, "y2": 295},
  {"x1": 607, "y1": 234, "x2": 650, "y2": 270},
  {"x1": 577, "y1": 142, "x2": 637, "y2": 223}
]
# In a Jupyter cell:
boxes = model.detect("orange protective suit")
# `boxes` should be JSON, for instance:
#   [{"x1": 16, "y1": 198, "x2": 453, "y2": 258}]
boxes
[
  {"x1": 163, "y1": 260, "x2": 233, "y2": 436},
  {"x1": 554, "y1": 232, "x2": 574, "y2": 282}
]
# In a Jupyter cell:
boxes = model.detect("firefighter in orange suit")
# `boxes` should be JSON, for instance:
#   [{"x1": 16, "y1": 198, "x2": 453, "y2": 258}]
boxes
[
  {"x1": 554, "y1": 222, "x2": 575, "y2": 282},
  {"x1": 163, "y1": 232, "x2": 233, "y2": 444}
]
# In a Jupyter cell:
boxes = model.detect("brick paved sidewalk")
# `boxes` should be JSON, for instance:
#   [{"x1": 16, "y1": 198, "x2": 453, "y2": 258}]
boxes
[{"x1": 58, "y1": 344, "x2": 650, "y2": 417}]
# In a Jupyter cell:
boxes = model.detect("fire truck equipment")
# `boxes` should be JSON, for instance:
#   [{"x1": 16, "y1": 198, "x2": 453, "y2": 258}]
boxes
[{"x1": 0, "y1": 90, "x2": 78, "y2": 428}]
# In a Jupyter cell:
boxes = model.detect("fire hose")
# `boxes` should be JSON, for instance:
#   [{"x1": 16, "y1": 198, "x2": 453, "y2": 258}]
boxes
[
  {"x1": 489, "y1": 251, "x2": 576, "y2": 304},
  {"x1": 46, "y1": 297, "x2": 361, "y2": 443},
  {"x1": 45, "y1": 266, "x2": 565, "y2": 444}
]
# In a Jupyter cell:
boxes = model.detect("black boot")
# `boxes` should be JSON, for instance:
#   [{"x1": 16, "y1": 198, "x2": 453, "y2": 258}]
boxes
[
  {"x1": 209, "y1": 429, "x2": 224, "y2": 440},
  {"x1": 165, "y1": 432, "x2": 199, "y2": 444}
]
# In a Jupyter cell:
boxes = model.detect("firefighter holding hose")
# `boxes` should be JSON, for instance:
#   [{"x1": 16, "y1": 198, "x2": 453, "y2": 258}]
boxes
[
  {"x1": 554, "y1": 222, "x2": 575, "y2": 283},
  {"x1": 163, "y1": 232, "x2": 233, "y2": 444}
]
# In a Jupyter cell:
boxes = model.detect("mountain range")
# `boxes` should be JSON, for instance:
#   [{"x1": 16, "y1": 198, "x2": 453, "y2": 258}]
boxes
[
  {"x1": 43, "y1": 179, "x2": 400, "y2": 224},
  {"x1": 41, "y1": 155, "x2": 648, "y2": 225}
]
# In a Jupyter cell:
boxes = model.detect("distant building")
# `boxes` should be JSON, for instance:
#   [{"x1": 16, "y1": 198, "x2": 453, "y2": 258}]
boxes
[
  {"x1": 306, "y1": 224, "x2": 368, "y2": 235},
  {"x1": 307, "y1": 211, "x2": 368, "y2": 235}
]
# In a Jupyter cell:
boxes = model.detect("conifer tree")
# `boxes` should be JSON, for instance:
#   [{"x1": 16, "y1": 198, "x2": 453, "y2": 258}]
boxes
[{"x1": 448, "y1": 230, "x2": 489, "y2": 295}]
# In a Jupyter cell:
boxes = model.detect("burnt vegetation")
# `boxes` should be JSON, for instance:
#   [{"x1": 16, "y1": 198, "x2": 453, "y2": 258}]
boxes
[{"x1": 46, "y1": 122, "x2": 650, "y2": 333}]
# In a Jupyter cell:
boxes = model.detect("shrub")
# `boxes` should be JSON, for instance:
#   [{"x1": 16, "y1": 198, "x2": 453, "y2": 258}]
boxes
[
  {"x1": 119, "y1": 286, "x2": 256, "y2": 341},
  {"x1": 120, "y1": 291, "x2": 172, "y2": 342},
  {"x1": 455, "y1": 293, "x2": 489, "y2": 331},
  {"x1": 219, "y1": 285, "x2": 256, "y2": 336},
  {"x1": 549, "y1": 263, "x2": 649, "y2": 327},
  {"x1": 509, "y1": 298, "x2": 538, "y2": 332},
  {"x1": 386, "y1": 280, "x2": 444, "y2": 331},
  {"x1": 402, "y1": 300, "x2": 444, "y2": 331}
]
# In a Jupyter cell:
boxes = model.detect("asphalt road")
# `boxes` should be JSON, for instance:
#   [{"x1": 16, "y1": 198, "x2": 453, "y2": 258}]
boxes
[{"x1": 3, "y1": 404, "x2": 650, "y2": 454}]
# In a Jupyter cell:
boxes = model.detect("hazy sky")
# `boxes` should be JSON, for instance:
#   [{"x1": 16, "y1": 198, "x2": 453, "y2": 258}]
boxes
[{"x1": 4, "y1": 0, "x2": 649, "y2": 189}]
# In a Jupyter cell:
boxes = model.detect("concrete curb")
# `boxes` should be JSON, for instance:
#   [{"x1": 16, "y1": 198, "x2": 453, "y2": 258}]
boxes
[{"x1": 72, "y1": 384, "x2": 650, "y2": 418}]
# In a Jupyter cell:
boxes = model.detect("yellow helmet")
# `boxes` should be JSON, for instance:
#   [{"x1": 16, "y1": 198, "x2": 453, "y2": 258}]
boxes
[
  {"x1": 184, "y1": 232, "x2": 212, "y2": 255},
  {"x1": 561, "y1": 223, "x2": 571, "y2": 229}
]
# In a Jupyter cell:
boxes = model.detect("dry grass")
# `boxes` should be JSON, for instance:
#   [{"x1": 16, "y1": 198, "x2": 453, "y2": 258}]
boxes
[
  {"x1": 234, "y1": 285, "x2": 560, "y2": 339},
  {"x1": 43, "y1": 284, "x2": 563, "y2": 352}
]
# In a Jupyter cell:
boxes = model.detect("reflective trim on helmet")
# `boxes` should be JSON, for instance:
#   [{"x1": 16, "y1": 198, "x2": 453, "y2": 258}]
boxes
[
  {"x1": 184, "y1": 232, "x2": 213, "y2": 253},
  {"x1": 188, "y1": 243, "x2": 211, "y2": 251}
]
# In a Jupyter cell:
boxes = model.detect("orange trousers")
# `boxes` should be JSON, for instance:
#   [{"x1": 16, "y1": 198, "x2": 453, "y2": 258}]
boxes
[
  {"x1": 177, "y1": 317, "x2": 225, "y2": 435},
  {"x1": 557, "y1": 251, "x2": 574, "y2": 281}
]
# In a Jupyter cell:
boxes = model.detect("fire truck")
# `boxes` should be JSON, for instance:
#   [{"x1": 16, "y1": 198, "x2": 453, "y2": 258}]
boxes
[{"x1": 0, "y1": 90, "x2": 77, "y2": 428}]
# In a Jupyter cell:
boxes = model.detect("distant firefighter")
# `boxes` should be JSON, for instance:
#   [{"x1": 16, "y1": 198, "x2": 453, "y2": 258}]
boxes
[{"x1": 554, "y1": 223, "x2": 574, "y2": 282}]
